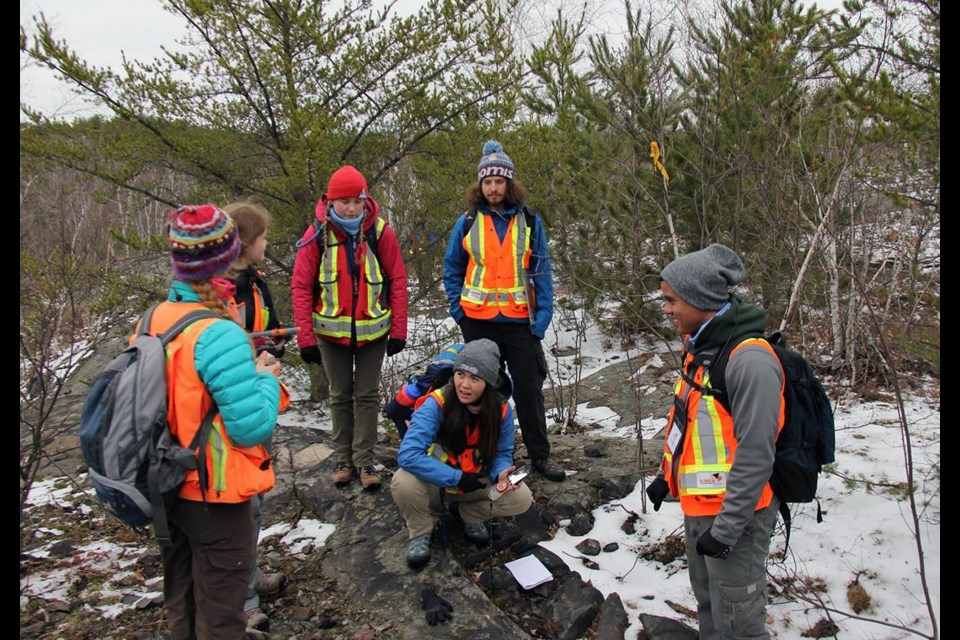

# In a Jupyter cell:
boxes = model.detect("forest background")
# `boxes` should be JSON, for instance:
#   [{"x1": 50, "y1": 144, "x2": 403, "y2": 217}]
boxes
[{"x1": 20, "y1": 0, "x2": 939, "y2": 633}]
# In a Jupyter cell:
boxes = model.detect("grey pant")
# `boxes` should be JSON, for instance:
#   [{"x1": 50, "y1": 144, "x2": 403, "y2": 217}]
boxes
[
  {"x1": 391, "y1": 468, "x2": 533, "y2": 539},
  {"x1": 684, "y1": 499, "x2": 778, "y2": 640},
  {"x1": 319, "y1": 339, "x2": 387, "y2": 467}
]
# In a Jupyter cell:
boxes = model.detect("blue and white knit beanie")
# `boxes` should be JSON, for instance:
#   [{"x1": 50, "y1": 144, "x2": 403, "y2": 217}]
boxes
[{"x1": 477, "y1": 140, "x2": 515, "y2": 182}]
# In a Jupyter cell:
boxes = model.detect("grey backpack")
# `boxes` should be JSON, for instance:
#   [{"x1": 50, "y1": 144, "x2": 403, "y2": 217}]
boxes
[{"x1": 79, "y1": 304, "x2": 220, "y2": 546}]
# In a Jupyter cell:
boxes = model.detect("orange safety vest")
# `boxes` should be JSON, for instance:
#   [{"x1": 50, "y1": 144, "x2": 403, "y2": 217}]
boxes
[
  {"x1": 459, "y1": 212, "x2": 532, "y2": 320},
  {"x1": 312, "y1": 218, "x2": 392, "y2": 345},
  {"x1": 229, "y1": 282, "x2": 290, "y2": 411},
  {"x1": 146, "y1": 301, "x2": 276, "y2": 504},
  {"x1": 661, "y1": 338, "x2": 784, "y2": 517},
  {"x1": 229, "y1": 281, "x2": 267, "y2": 333},
  {"x1": 419, "y1": 389, "x2": 508, "y2": 492}
]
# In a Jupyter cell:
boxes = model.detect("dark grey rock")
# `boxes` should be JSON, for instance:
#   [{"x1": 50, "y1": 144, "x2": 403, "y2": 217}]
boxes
[
  {"x1": 575, "y1": 538, "x2": 601, "y2": 556},
  {"x1": 48, "y1": 539, "x2": 76, "y2": 558},
  {"x1": 596, "y1": 592, "x2": 629, "y2": 640},
  {"x1": 478, "y1": 566, "x2": 516, "y2": 590},
  {"x1": 640, "y1": 613, "x2": 700, "y2": 640},
  {"x1": 566, "y1": 513, "x2": 594, "y2": 536},
  {"x1": 603, "y1": 542, "x2": 620, "y2": 553},
  {"x1": 545, "y1": 572, "x2": 604, "y2": 640},
  {"x1": 584, "y1": 440, "x2": 609, "y2": 457}
]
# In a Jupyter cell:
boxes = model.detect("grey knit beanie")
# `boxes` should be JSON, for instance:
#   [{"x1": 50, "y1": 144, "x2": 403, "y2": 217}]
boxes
[
  {"x1": 453, "y1": 339, "x2": 501, "y2": 387},
  {"x1": 661, "y1": 243, "x2": 745, "y2": 311}
]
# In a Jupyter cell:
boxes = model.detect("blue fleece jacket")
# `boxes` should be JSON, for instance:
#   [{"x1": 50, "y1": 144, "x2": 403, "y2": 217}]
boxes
[
  {"x1": 168, "y1": 281, "x2": 280, "y2": 447},
  {"x1": 397, "y1": 390, "x2": 516, "y2": 488},
  {"x1": 443, "y1": 206, "x2": 554, "y2": 339}
]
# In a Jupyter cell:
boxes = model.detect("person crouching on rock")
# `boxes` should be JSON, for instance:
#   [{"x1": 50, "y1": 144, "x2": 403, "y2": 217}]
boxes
[{"x1": 391, "y1": 339, "x2": 533, "y2": 569}]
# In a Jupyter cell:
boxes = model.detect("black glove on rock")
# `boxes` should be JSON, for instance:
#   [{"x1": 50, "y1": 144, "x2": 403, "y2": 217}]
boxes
[
  {"x1": 299, "y1": 345, "x2": 322, "y2": 365},
  {"x1": 457, "y1": 472, "x2": 483, "y2": 493},
  {"x1": 420, "y1": 588, "x2": 453, "y2": 625},
  {"x1": 386, "y1": 338, "x2": 406, "y2": 357},
  {"x1": 645, "y1": 476, "x2": 669, "y2": 512},
  {"x1": 696, "y1": 528, "x2": 733, "y2": 559}
]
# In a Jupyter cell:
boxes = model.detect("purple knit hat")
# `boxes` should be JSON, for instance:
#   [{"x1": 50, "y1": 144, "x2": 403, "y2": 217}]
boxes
[{"x1": 167, "y1": 204, "x2": 241, "y2": 281}]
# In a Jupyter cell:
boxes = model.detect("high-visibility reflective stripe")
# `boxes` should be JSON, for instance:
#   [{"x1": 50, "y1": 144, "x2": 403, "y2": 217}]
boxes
[
  {"x1": 318, "y1": 237, "x2": 341, "y2": 316},
  {"x1": 209, "y1": 420, "x2": 228, "y2": 493}
]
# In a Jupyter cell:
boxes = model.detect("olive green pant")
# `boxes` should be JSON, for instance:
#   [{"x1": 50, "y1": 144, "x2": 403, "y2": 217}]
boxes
[{"x1": 318, "y1": 339, "x2": 387, "y2": 467}]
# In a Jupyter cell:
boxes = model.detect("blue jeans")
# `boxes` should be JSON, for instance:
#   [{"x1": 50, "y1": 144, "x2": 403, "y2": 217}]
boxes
[{"x1": 684, "y1": 499, "x2": 778, "y2": 640}]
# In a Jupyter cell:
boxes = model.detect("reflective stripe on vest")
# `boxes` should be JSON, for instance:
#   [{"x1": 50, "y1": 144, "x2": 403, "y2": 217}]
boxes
[
  {"x1": 312, "y1": 218, "x2": 392, "y2": 344},
  {"x1": 662, "y1": 338, "x2": 783, "y2": 516},
  {"x1": 460, "y1": 212, "x2": 532, "y2": 320}
]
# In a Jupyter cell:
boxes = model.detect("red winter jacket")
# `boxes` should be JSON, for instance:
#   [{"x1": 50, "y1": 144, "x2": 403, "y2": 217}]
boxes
[{"x1": 292, "y1": 195, "x2": 408, "y2": 349}]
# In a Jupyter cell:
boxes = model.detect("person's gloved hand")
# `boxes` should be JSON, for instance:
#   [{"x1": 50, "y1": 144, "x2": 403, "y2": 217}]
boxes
[
  {"x1": 300, "y1": 345, "x2": 322, "y2": 365},
  {"x1": 387, "y1": 338, "x2": 406, "y2": 357},
  {"x1": 420, "y1": 587, "x2": 453, "y2": 625},
  {"x1": 696, "y1": 528, "x2": 733, "y2": 559},
  {"x1": 645, "y1": 476, "x2": 669, "y2": 512},
  {"x1": 457, "y1": 472, "x2": 483, "y2": 493}
]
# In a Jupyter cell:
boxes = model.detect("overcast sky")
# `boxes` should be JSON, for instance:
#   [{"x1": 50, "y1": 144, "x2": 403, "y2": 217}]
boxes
[{"x1": 21, "y1": 0, "x2": 845, "y2": 119}]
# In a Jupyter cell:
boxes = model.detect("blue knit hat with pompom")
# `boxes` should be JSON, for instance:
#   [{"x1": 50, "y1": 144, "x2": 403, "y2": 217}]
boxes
[{"x1": 477, "y1": 140, "x2": 515, "y2": 182}]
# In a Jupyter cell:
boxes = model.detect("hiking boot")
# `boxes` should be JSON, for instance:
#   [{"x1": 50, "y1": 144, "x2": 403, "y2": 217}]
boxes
[
  {"x1": 532, "y1": 458, "x2": 566, "y2": 482},
  {"x1": 332, "y1": 461, "x2": 355, "y2": 486},
  {"x1": 406, "y1": 533, "x2": 432, "y2": 569},
  {"x1": 254, "y1": 572, "x2": 288, "y2": 600},
  {"x1": 245, "y1": 607, "x2": 270, "y2": 632},
  {"x1": 359, "y1": 466, "x2": 382, "y2": 492},
  {"x1": 462, "y1": 521, "x2": 489, "y2": 544}
]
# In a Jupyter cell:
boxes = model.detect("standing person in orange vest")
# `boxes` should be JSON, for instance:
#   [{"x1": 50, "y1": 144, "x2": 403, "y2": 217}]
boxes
[
  {"x1": 647, "y1": 244, "x2": 785, "y2": 640},
  {"x1": 443, "y1": 140, "x2": 563, "y2": 481},
  {"x1": 223, "y1": 201, "x2": 289, "y2": 634},
  {"x1": 291, "y1": 166, "x2": 408, "y2": 491},
  {"x1": 160, "y1": 204, "x2": 281, "y2": 638}
]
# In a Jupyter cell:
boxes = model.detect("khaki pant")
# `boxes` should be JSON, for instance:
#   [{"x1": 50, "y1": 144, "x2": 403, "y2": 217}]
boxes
[
  {"x1": 391, "y1": 467, "x2": 533, "y2": 539},
  {"x1": 319, "y1": 339, "x2": 387, "y2": 467}
]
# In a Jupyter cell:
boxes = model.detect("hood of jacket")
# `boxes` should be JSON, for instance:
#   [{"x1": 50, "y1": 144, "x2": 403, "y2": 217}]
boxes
[
  {"x1": 314, "y1": 194, "x2": 381, "y2": 237},
  {"x1": 687, "y1": 297, "x2": 767, "y2": 356}
]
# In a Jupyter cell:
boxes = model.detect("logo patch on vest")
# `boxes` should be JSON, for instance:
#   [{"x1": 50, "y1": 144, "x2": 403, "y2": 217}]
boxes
[{"x1": 696, "y1": 472, "x2": 726, "y2": 489}]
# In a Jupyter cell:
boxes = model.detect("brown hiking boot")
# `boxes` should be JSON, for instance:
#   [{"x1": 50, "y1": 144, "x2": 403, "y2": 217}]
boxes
[
  {"x1": 332, "y1": 461, "x2": 355, "y2": 486},
  {"x1": 359, "y1": 465, "x2": 381, "y2": 491}
]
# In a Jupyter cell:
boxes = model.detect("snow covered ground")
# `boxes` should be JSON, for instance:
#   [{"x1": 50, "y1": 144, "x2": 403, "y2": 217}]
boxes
[{"x1": 21, "y1": 312, "x2": 940, "y2": 638}]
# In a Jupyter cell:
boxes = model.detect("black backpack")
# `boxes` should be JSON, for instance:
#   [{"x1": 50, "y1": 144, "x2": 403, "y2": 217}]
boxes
[
  {"x1": 697, "y1": 332, "x2": 836, "y2": 551},
  {"x1": 79, "y1": 305, "x2": 220, "y2": 546}
]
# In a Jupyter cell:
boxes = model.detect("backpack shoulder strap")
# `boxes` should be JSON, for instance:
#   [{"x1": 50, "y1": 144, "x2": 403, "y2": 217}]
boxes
[
  {"x1": 136, "y1": 303, "x2": 162, "y2": 338},
  {"x1": 158, "y1": 309, "x2": 224, "y2": 346},
  {"x1": 520, "y1": 205, "x2": 537, "y2": 230},
  {"x1": 462, "y1": 209, "x2": 478, "y2": 235}
]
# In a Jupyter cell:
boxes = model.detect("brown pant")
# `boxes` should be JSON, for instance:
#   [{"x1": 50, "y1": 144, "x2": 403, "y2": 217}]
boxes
[
  {"x1": 162, "y1": 498, "x2": 254, "y2": 640},
  {"x1": 391, "y1": 468, "x2": 533, "y2": 539},
  {"x1": 319, "y1": 339, "x2": 387, "y2": 467}
]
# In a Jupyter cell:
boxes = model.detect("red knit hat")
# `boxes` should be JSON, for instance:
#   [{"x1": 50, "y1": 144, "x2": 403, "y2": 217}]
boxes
[{"x1": 326, "y1": 165, "x2": 368, "y2": 200}]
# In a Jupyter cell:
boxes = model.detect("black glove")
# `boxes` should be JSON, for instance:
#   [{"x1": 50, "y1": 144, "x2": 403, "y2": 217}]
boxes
[
  {"x1": 420, "y1": 588, "x2": 453, "y2": 625},
  {"x1": 300, "y1": 345, "x2": 322, "y2": 365},
  {"x1": 457, "y1": 472, "x2": 483, "y2": 493},
  {"x1": 696, "y1": 528, "x2": 733, "y2": 559},
  {"x1": 386, "y1": 338, "x2": 406, "y2": 357},
  {"x1": 645, "y1": 476, "x2": 669, "y2": 512}
]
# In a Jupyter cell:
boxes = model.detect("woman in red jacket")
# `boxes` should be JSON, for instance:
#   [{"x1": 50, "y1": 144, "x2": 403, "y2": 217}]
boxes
[{"x1": 291, "y1": 166, "x2": 408, "y2": 490}]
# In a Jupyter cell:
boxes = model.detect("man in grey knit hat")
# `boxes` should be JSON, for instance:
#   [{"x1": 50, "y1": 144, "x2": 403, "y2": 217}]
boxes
[{"x1": 648, "y1": 243, "x2": 784, "y2": 640}]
